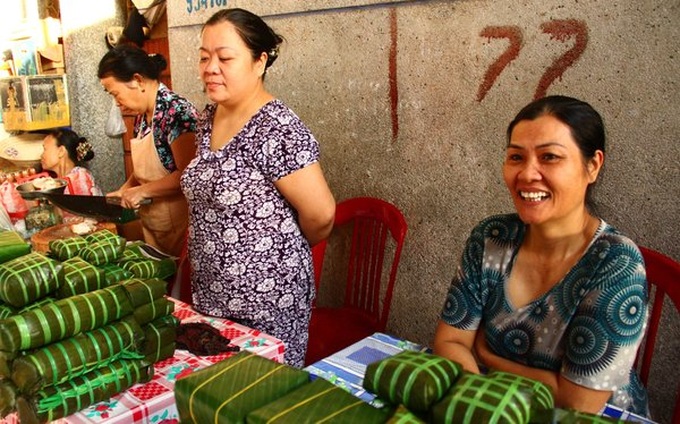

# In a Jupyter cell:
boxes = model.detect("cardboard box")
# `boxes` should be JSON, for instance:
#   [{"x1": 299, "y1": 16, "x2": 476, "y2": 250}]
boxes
[
  {"x1": 38, "y1": 45, "x2": 65, "y2": 75},
  {"x1": 0, "y1": 74, "x2": 69, "y2": 131}
]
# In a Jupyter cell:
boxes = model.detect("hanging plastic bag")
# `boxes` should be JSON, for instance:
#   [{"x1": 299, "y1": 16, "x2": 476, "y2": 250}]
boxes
[
  {"x1": 0, "y1": 203, "x2": 12, "y2": 230},
  {"x1": 105, "y1": 98, "x2": 127, "y2": 137},
  {"x1": 0, "y1": 181, "x2": 28, "y2": 223}
]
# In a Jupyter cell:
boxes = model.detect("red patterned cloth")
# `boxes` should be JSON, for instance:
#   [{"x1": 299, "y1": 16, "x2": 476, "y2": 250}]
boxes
[{"x1": 0, "y1": 297, "x2": 285, "y2": 424}]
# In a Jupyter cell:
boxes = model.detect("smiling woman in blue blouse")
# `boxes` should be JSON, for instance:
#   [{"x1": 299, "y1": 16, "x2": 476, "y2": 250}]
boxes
[{"x1": 434, "y1": 95, "x2": 649, "y2": 417}]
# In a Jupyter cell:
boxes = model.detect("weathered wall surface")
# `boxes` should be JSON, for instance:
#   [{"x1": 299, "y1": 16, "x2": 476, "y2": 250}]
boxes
[
  {"x1": 167, "y1": 1, "x2": 679, "y2": 420},
  {"x1": 64, "y1": 0, "x2": 678, "y2": 421}
]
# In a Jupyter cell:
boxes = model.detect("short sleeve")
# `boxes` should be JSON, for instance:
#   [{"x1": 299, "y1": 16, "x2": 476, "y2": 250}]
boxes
[
  {"x1": 255, "y1": 107, "x2": 320, "y2": 182},
  {"x1": 440, "y1": 221, "x2": 488, "y2": 330},
  {"x1": 561, "y1": 239, "x2": 648, "y2": 392}
]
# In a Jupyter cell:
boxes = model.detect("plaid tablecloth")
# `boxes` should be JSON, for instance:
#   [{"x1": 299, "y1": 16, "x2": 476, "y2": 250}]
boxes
[
  {"x1": 0, "y1": 297, "x2": 285, "y2": 423},
  {"x1": 304, "y1": 332, "x2": 657, "y2": 424}
]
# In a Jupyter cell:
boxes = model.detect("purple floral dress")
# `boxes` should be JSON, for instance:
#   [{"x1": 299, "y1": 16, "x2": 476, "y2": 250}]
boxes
[{"x1": 180, "y1": 100, "x2": 318, "y2": 367}]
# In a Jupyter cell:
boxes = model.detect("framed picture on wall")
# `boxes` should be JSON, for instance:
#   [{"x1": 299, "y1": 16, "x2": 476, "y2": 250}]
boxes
[{"x1": 10, "y1": 38, "x2": 40, "y2": 76}]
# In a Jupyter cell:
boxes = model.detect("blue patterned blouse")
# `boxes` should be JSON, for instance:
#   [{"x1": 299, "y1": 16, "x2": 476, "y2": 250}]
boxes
[
  {"x1": 133, "y1": 83, "x2": 198, "y2": 172},
  {"x1": 441, "y1": 213, "x2": 649, "y2": 416}
]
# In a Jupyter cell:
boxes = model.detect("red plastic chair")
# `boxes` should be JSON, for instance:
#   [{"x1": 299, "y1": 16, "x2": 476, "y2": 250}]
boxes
[
  {"x1": 637, "y1": 246, "x2": 680, "y2": 423},
  {"x1": 305, "y1": 197, "x2": 407, "y2": 366}
]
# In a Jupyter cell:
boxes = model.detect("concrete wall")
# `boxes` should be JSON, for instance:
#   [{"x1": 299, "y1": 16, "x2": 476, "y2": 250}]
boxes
[
  {"x1": 63, "y1": 0, "x2": 678, "y2": 421},
  {"x1": 168, "y1": 1, "x2": 679, "y2": 421},
  {"x1": 60, "y1": 0, "x2": 128, "y2": 194}
]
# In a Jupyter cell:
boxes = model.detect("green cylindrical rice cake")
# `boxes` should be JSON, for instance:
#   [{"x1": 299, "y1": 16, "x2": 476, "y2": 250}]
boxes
[
  {"x1": 16, "y1": 359, "x2": 153, "y2": 424},
  {"x1": 56, "y1": 256, "x2": 108, "y2": 299},
  {"x1": 80, "y1": 238, "x2": 126, "y2": 266},
  {"x1": 363, "y1": 350, "x2": 462, "y2": 413},
  {"x1": 430, "y1": 372, "x2": 535, "y2": 424},
  {"x1": 48, "y1": 237, "x2": 88, "y2": 262},
  {"x1": 119, "y1": 258, "x2": 177, "y2": 280},
  {"x1": 0, "y1": 378, "x2": 18, "y2": 417},
  {"x1": 0, "y1": 252, "x2": 63, "y2": 308},
  {"x1": 145, "y1": 342, "x2": 176, "y2": 364},
  {"x1": 83, "y1": 229, "x2": 121, "y2": 245},
  {"x1": 0, "y1": 284, "x2": 133, "y2": 352},
  {"x1": 142, "y1": 315, "x2": 179, "y2": 363},
  {"x1": 132, "y1": 297, "x2": 174, "y2": 326},
  {"x1": 120, "y1": 278, "x2": 168, "y2": 307},
  {"x1": 11, "y1": 317, "x2": 145, "y2": 394},
  {"x1": 0, "y1": 302, "x2": 16, "y2": 320},
  {"x1": 98, "y1": 264, "x2": 133, "y2": 286},
  {"x1": 0, "y1": 349, "x2": 17, "y2": 378}
]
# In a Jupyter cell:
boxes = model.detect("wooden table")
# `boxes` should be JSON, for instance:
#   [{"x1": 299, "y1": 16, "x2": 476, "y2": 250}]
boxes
[{"x1": 0, "y1": 298, "x2": 285, "y2": 423}]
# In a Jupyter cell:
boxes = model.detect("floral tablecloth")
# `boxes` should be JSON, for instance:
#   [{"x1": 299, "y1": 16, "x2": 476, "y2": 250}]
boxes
[{"x1": 1, "y1": 297, "x2": 285, "y2": 423}]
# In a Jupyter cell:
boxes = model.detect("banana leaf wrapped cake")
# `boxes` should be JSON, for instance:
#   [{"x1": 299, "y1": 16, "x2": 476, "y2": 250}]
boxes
[
  {"x1": 248, "y1": 376, "x2": 394, "y2": 423},
  {"x1": 48, "y1": 236, "x2": 89, "y2": 262},
  {"x1": 363, "y1": 350, "x2": 463, "y2": 413},
  {"x1": 121, "y1": 278, "x2": 168, "y2": 307},
  {"x1": 11, "y1": 316, "x2": 145, "y2": 394},
  {"x1": 118, "y1": 242, "x2": 177, "y2": 280},
  {"x1": 80, "y1": 238, "x2": 126, "y2": 266},
  {"x1": 430, "y1": 371, "x2": 554, "y2": 424},
  {"x1": 56, "y1": 256, "x2": 108, "y2": 298},
  {"x1": 0, "y1": 252, "x2": 62, "y2": 308},
  {"x1": 16, "y1": 359, "x2": 153, "y2": 424},
  {"x1": 0, "y1": 379, "x2": 18, "y2": 417},
  {"x1": 98, "y1": 263, "x2": 133, "y2": 286},
  {"x1": 0, "y1": 283, "x2": 133, "y2": 353},
  {"x1": 142, "y1": 314, "x2": 179, "y2": 363},
  {"x1": 175, "y1": 351, "x2": 309, "y2": 424}
]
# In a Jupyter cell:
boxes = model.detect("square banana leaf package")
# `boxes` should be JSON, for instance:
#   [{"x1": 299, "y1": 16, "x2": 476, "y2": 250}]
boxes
[
  {"x1": 363, "y1": 350, "x2": 462, "y2": 413},
  {"x1": 430, "y1": 371, "x2": 554, "y2": 424},
  {"x1": 175, "y1": 351, "x2": 309, "y2": 424},
  {"x1": 247, "y1": 376, "x2": 394, "y2": 424}
]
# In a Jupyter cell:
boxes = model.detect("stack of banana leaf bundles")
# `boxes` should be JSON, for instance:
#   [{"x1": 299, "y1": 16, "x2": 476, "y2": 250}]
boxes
[
  {"x1": 0, "y1": 229, "x2": 179, "y2": 423},
  {"x1": 175, "y1": 349, "x2": 623, "y2": 424},
  {"x1": 360, "y1": 350, "x2": 622, "y2": 424}
]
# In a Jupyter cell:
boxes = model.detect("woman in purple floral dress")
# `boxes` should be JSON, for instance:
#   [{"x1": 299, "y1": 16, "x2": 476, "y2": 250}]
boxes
[{"x1": 181, "y1": 8, "x2": 335, "y2": 367}]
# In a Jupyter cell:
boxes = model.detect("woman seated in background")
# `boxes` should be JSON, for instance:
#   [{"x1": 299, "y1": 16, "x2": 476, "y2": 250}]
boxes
[
  {"x1": 40, "y1": 128, "x2": 102, "y2": 196},
  {"x1": 433, "y1": 95, "x2": 649, "y2": 417}
]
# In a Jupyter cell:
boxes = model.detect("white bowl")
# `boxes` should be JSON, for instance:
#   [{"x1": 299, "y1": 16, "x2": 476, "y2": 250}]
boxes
[{"x1": 0, "y1": 133, "x2": 44, "y2": 168}]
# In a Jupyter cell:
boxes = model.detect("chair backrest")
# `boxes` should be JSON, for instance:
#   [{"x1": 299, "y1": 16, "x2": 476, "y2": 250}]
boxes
[
  {"x1": 638, "y1": 246, "x2": 680, "y2": 423},
  {"x1": 312, "y1": 197, "x2": 407, "y2": 331}
]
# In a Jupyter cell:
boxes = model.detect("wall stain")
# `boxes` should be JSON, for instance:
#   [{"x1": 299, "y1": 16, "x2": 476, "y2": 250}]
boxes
[{"x1": 389, "y1": 7, "x2": 399, "y2": 143}]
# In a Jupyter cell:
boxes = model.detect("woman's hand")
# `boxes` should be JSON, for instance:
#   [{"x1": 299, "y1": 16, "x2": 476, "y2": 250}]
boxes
[
  {"x1": 473, "y1": 330, "x2": 492, "y2": 366},
  {"x1": 114, "y1": 186, "x2": 148, "y2": 209},
  {"x1": 433, "y1": 320, "x2": 480, "y2": 373}
]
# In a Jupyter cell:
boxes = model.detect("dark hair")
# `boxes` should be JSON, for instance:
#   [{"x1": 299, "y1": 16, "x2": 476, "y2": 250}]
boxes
[
  {"x1": 97, "y1": 44, "x2": 167, "y2": 82},
  {"x1": 203, "y1": 8, "x2": 284, "y2": 76},
  {"x1": 49, "y1": 128, "x2": 94, "y2": 163},
  {"x1": 507, "y1": 95, "x2": 605, "y2": 209}
]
